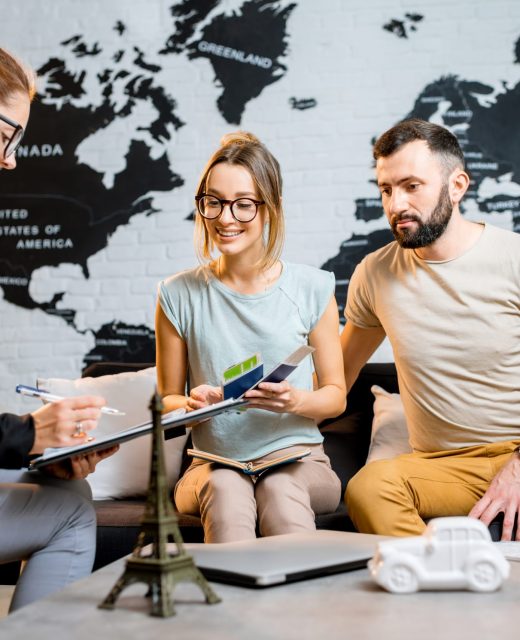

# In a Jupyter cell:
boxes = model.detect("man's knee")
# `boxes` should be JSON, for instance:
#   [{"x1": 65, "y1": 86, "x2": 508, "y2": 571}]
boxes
[
  {"x1": 346, "y1": 460, "x2": 395, "y2": 503},
  {"x1": 346, "y1": 460, "x2": 404, "y2": 528},
  {"x1": 345, "y1": 458, "x2": 430, "y2": 536}
]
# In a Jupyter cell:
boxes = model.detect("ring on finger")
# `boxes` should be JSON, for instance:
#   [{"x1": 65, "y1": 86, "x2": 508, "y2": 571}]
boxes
[{"x1": 74, "y1": 421, "x2": 83, "y2": 438}]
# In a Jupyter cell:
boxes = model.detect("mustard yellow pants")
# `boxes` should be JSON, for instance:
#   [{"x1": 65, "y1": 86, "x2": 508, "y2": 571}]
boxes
[{"x1": 345, "y1": 439, "x2": 520, "y2": 536}]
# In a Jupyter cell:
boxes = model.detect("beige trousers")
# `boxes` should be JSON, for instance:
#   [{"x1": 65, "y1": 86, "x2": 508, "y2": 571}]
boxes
[
  {"x1": 174, "y1": 444, "x2": 341, "y2": 542},
  {"x1": 346, "y1": 439, "x2": 520, "y2": 536}
]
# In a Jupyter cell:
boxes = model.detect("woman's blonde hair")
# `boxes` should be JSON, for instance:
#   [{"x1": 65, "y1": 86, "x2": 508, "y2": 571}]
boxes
[
  {"x1": 194, "y1": 131, "x2": 284, "y2": 270},
  {"x1": 0, "y1": 48, "x2": 36, "y2": 104}
]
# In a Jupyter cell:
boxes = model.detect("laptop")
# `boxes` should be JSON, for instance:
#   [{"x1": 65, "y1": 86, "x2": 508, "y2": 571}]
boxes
[{"x1": 178, "y1": 530, "x2": 388, "y2": 588}]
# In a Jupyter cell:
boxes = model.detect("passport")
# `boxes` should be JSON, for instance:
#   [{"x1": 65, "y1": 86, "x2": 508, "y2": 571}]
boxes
[{"x1": 222, "y1": 345, "x2": 315, "y2": 400}]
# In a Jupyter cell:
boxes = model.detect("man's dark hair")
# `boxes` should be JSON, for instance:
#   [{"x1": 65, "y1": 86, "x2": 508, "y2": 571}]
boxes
[{"x1": 373, "y1": 118, "x2": 465, "y2": 174}]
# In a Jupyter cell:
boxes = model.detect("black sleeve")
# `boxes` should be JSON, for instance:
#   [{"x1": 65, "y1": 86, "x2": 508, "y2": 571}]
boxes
[{"x1": 0, "y1": 413, "x2": 35, "y2": 469}]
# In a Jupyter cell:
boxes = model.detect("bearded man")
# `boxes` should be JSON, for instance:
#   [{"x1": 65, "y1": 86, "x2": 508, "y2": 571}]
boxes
[{"x1": 341, "y1": 118, "x2": 520, "y2": 541}]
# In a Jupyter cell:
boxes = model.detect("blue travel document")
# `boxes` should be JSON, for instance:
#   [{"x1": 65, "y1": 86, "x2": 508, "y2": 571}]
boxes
[
  {"x1": 222, "y1": 364, "x2": 264, "y2": 400},
  {"x1": 222, "y1": 345, "x2": 315, "y2": 400}
]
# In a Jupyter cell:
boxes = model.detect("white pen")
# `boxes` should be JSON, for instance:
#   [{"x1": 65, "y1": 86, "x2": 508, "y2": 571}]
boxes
[{"x1": 16, "y1": 384, "x2": 126, "y2": 416}]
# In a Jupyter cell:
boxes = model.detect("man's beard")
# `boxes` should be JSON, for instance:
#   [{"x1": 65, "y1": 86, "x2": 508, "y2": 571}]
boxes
[{"x1": 391, "y1": 184, "x2": 453, "y2": 249}]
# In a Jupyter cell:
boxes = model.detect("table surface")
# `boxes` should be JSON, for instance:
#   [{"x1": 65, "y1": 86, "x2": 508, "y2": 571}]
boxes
[{"x1": 1, "y1": 552, "x2": 519, "y2": 640}]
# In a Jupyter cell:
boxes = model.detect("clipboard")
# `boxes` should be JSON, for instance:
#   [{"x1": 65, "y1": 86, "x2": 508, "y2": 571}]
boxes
[{"x1": 30, "y1": 397, "x2": 248, "y2": 469}]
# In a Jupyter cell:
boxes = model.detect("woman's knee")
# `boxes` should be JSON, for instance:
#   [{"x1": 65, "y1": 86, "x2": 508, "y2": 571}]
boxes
[
  {"x1": 20, "y1": 472, "x2": 93, "y2": 502},
  {"x1": 65, "y1": 478, "x2": 92, "y2": 501},
  {"x1": 256, "y1": 474, "x2": 315, "y2": 535},
  {"x1": 202, "y1": 467, "x2": 250, "y2": 495},
  {"x1": 255, "y1": 472, "x2": 300, "y2": 505},
  {"x1": 199, "y1": 469, "x2": 256, "y2": 542},
  {"x1": 199, "y1": 469, "x2": 254, "y2": 516},
  {"x1": 58, "y1": 487, "x2": 96, "y2": 532}
]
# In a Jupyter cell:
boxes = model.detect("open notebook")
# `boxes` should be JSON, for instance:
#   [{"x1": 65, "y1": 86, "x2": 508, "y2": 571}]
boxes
[{"x1": 187, "y1": 447, "x2": 311, "y2": 476}]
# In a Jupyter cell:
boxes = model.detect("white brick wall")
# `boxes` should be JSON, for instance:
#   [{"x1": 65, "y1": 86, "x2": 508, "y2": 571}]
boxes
[{"x1": 1, "y1": 0, "x2": 520, "y2": 411}]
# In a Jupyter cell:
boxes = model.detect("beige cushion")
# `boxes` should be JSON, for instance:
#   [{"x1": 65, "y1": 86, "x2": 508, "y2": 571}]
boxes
[
  {"x1": 37, "y1": 367, "x2": 189, "y2": 500},
  {"x1": 366, "y1": 384, "x2": 412, "y2": 463}
]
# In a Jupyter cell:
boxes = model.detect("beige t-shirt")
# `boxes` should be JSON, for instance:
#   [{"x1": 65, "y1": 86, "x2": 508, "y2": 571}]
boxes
[{"x1": 346, "y1": 223, "x2": 520, "y2": 452}]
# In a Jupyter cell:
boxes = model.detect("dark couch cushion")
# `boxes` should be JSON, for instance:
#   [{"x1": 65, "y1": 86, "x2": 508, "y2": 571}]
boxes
[
  {"x1": 66, "y1": 359, "x2": 520, "y2": 571},
  {"x1": 321, "y1": 362, "x2": 398, "y2": 496},
  {"x1": 91, "y1": 362, "x2": 397, "y2": 568},
  {"x1": 82, "y1": 361, "x2": 154, "y2": 377},
  {"x1": 487, "y1": 514, "x2": 518, "y2": 542},
  {"x1": 93, "y1": 500, "x2": 204, "y2": 570}
]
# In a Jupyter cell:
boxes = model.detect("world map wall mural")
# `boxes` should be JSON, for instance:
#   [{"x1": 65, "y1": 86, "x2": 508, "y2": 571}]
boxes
[
  {"x1": 1, "y1": 0, "x2": 296, "y2": 370},
  {"x1": 324, "y1": 73, "x2": 520, "y2": 317},
  {"x1": 1, "y1": 0, "x2": 519, "y2": 410}
]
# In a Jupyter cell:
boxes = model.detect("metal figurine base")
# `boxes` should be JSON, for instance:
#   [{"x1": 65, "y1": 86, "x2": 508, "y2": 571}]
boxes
[{"x1": 99, "y1": 391, "x2": 221, "y2": 617}]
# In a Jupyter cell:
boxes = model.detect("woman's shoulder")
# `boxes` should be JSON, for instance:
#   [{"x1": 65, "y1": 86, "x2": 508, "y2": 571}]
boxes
[
  {"x1": 160, "y1": 265, "x2": 210, "y2": 291},
  {"x1": 281, "y1": 263, "x2": 335, "y2": 327},
  {"x1": 283, "y1": 262, "x2": 334, "y2": 288}
]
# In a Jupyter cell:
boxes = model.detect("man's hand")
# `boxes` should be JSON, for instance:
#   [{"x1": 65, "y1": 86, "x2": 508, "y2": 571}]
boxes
[
  {"x1": 468, "y1": 452, "x2": 520, "y2": 541},
  {"x1": 44, "y1": 445, "x2": 119, "y2": 480}
]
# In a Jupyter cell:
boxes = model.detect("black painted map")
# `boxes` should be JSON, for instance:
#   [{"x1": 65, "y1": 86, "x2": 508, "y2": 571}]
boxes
[
  {"x1": 162, "y1": 0, "x2": 295, "y2": 124},
  {"x1": 1, "y1": 3, "x2": 519, "y2": 367},
  {"x1": 323, "y1": 68, "x2": 520, "y2": 320},
  {"x1": 0, "y1": 0, "x2": 296, "y2": 368},
  {"x1": 383, "y1": 13, "x2": 424, "y2": 39}
]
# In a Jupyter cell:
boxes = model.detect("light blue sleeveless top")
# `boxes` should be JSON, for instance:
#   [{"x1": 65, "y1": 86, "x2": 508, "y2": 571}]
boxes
[{"x1": 158, "y1": 262, "x2": 335, "y2": 460}]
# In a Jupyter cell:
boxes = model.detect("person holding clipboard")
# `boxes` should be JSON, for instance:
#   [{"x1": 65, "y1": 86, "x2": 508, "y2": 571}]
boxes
[
  {"x1": 0, "y1": 48, "x2": 117, "y2": 612},
  {"x1": 156, "y1": 132, "x2": 346, "y2": 543}
]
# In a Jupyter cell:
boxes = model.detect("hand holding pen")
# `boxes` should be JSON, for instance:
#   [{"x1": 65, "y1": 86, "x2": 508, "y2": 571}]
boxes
[
  {"x1": 16, "y1": 385, "x2": 125, "y2": 415},
  {"x1": 16, "y1": 385, "x2": 124, "y2": 454}
]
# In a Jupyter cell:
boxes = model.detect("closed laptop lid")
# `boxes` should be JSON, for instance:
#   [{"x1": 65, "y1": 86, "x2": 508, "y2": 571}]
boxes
[{"x1": 178, "y1": 530, "x2": 388, "y2": 587}]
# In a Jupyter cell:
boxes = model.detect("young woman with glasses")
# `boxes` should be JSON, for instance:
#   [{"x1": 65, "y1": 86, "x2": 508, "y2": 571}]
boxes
[
  {"x1": 0, "y1": 51, "x2": 30, "y2": 170},
  {"x1": 156, "y1": 132, "x2": 346, "y2": 542},
  {"x1": 0, "y1": 47, "x2": 117, "y2": 612}
]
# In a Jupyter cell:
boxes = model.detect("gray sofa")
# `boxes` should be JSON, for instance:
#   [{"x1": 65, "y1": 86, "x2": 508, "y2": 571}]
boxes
[
  {"x1": 89, "y1": 360, "x2": 514, "y2": 570},
  {"x1": 1, "y1": 360, "x2": 509, "y2": 585},
  {"x1": 90, "y1": 362, "x2": 399, "y2": 569}
]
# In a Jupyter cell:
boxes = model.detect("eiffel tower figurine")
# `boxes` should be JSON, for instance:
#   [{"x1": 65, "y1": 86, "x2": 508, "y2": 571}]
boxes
[{"x1": 99, "y1": 390, "x2": 221, "y2": 617}]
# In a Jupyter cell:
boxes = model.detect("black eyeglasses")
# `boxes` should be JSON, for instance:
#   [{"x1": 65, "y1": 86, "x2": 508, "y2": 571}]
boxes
[
  {"x1": 0, "y1": 112, "x2": 24, "y2": 160},
  {"x1": 195, "y1": 194, "x2": 265, "y2": 223}
]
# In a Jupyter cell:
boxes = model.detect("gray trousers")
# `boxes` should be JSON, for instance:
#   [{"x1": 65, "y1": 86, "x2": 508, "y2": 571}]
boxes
[
  {"x1": 0, "y1": 469, "x2": 96, "y2": 612},
  {"x1": 175, "y1": 444, "x2": 341, "y2": 543}
]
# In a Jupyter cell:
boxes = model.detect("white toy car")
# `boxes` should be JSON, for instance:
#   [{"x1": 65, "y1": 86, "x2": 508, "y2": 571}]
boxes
[{"x1": 368, "y1": 517, "x2": 510, "y2": 593}]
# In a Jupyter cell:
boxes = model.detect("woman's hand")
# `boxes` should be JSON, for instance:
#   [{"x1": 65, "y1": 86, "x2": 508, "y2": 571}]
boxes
[
  {"x1": 244, "y1": 381, "x2": 302, "y2": 414},
  {"x1": 187, "y1": 385, "x2": 223, "y2": 411},
  {"x1": 44, "y1": 445, "x2": 120, "y2": 480},
  {"x1": 30, "y1": 396, "x2": 106, "y2": 454}
]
